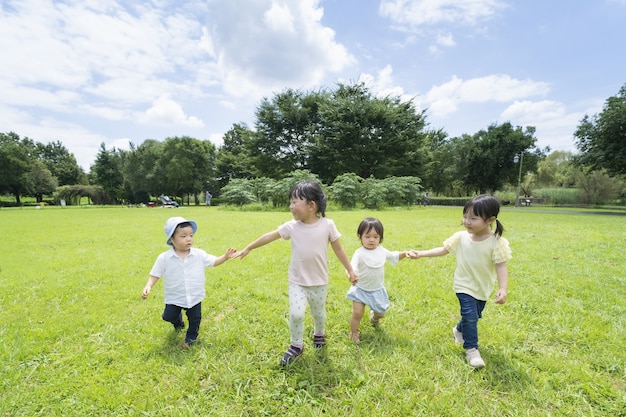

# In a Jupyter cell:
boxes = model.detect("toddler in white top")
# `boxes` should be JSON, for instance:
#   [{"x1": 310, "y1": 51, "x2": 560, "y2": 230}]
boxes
[{"x1": 347, "y1": 217, "x2": 414, "y2": 344}]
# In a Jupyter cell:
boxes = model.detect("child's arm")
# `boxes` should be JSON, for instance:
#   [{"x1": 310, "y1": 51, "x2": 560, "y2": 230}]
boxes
[
  {"x1": 232, "y1": 230, "x2": 281, "y2": 259},
  {"x1": 411, "y1": 247, "x2": 449, "y2": 259},
  {"x1": 330, "y1": 239, "x2": 359, "y2": 284},
  {"x1": 494, "y1": 262, "x2": 508, "y2": 304},
  {"x1": 141, "y1": 275, "x2": 159, "y2": 299},
  {"x1": 214, "y1": 247, "x2": 237, "y2": 266}
]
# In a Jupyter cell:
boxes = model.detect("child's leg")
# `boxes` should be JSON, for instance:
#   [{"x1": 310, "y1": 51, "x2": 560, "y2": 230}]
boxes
[
  {"x1": 350, "y1": 302, "x2": 365, "y2": 334},
  {"x1": 288, "y1": 283, "x2": 308, "y2": 347},
  {"x1": 455, "y1": 293, "x2": 487, "y2": 350},
  {"x1": 306, "y1": 285, "x2": 328, "y2": 336},
  {"x1": 184, "y1": 302, "x2": 202, "y2": 344},
  {"x1": 162, "y1": 304, "x2": 184, "y2": 329}
]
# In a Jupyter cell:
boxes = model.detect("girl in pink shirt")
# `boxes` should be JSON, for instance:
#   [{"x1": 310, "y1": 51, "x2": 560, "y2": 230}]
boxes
[{"x1": 233, "y1": 181, "x2": 358, "y2": 366}]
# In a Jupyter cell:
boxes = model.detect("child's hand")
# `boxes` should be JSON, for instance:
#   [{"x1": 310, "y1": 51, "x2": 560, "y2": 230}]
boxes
[
  {"x1": 224, "y1": 247, "x2": 237, "y2": 259},
  {"x1": 347, "y1": 270, "x2": 359, "y2": 284},
  {"x1": 232, "y1": 249, "x2": 250, "y2": 259},
  {"x1": 407, "y1": 250, "x2": 419, "y2": 259},
  {"x1": 141, "y1": 286, "x2": 151, "y2": 299},
  {"x1": 495, "y1": 289, "x2": 507, "y2": 304}
]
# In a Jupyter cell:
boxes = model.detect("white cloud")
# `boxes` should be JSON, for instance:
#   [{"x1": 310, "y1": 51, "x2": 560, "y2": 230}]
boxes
[
  {"x1": 424, "y1": 75, "x2": 550, "y2": 116},
  {"x1": 142, "y1": 96, "x2": 204, "y2": 128},
  {"x1": 379, "y1": 0, "x2": 506, "y2": 27}
]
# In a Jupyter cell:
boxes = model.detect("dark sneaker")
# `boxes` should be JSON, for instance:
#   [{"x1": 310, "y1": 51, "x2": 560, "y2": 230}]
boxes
[
  {"x1": 280, "y1": 345, "x2": 303, "y2": 366},
  {"x1": 313, "y1": 334, "x2": 326, "y2": 349}
]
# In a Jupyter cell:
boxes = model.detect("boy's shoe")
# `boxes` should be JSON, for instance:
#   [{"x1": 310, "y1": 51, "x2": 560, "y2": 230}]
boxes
[
  {"x1": 313, "y1": 334, "x2": 326, "y2": 349},
  {"x1": 370, "y1": 311, "x2": 380, "y2": 327},
  {"x1": 452, "y1": 326, "x2": 464, "y2": 344},
  {"x1": 465, "y1": 348, "x2": 485, "y2": 368},
  {"x1": 348, "y1": 331, "x2": 360, "y2": 345},
  {"x1": 280, "y1": 345, "x2": 303, "y2": 366}
]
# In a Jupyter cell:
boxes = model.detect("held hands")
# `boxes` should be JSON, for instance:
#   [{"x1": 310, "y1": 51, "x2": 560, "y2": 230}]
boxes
[
  {"x1": 231, "y1": 248, "x2": 250, "y2": 260},
  {"x1": 347, "y1": 270, "x2": 359, "y2": 285}
]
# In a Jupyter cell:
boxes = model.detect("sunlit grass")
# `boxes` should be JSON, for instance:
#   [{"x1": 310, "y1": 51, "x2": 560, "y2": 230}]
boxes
[{"x1": 1, "y1": 205, "x2": 624, "y2": 416}]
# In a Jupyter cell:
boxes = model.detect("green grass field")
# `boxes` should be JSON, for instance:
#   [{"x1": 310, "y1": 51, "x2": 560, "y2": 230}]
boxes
[{"x1": 1, "y1": 205, "x2": 624, "y2": 416}]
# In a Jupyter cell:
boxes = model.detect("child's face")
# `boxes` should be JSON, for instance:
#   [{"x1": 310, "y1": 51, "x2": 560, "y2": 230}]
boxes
[
  {"x1": 289, "y1": 197, "x2": 316, "y2": 222},
  {"x1": 462, "y1": 209, "x2": 494, "y2": 236},
  {"x1": 169, "y1": 225, "x2": 194, "y2": 250},
  {"x1": 359, "y1": 227, "x2": 381, "y2": 250}
]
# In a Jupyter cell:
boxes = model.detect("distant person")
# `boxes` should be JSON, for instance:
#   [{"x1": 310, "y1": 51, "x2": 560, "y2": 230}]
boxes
[
  {"x1": 232, "y1": 181, "x2": 358, "y2": 366},
  {"x1": 347, "y1": 218, "x2": 415, "y2": 344},
  {"x1": 142, "y1": 217, "x2": 236, "y2": 348},
  {"x1": 205, "y1": 191, "x2": 212, "y2": 207},
  {"x1": 422, "y1": 192, "x2": 430, "y2": 206},
  {"x1": 412, "y1": 195, "x2": 511, "y2": 368}
]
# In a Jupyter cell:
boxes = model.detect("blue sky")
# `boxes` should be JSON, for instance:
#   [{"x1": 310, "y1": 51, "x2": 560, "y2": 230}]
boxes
[{"x1": 1, "y1": 0, "x2": 625, "y2": 170}]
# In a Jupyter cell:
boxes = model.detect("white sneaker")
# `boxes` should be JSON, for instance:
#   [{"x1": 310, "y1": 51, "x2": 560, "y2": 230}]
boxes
[
  {"x1": 465, "y1": 348, "x2": 485, "y2": 368},
  {"x1": 452, "y1": 326, "x2": 464, "y2": 344}
]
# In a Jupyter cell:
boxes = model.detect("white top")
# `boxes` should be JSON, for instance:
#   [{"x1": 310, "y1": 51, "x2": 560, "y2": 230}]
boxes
[
  {"x1": 149, "y1": 247, "x2": 217, "y2": 308},
  {"x1": 351, "y1": 245, "x2": 400, "y2": 291},
  {"x1": 278, "y1": 217, "x2": 341, "y2": 286},
  {"x1": 444, "y1": 231, "x2": 512, "y2": 301}
]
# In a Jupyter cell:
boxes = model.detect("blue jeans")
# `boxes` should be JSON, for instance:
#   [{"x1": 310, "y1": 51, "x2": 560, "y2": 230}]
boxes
[
  {"x1": 162, "y1": 302, "x2": 202, "y2": 344},
  {"x1": 455, "y1": 293, "x2": 487, "y2": 350}
]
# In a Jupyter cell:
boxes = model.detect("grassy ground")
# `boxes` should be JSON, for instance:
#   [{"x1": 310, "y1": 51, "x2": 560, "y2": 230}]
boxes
[{"x1": 1, "y1": 205, "x2": 624, "y2": 416}]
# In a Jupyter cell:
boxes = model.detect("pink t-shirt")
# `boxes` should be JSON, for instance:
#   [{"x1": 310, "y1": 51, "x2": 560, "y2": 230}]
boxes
[{"x1": 278, "y1": 217, "x2": 341, "y2": 286}]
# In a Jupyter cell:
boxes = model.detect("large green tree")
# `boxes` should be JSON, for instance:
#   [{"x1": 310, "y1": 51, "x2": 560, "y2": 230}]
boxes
[
  {"x1": 574, "y1": 84, "x2": 626, "y2": 176},
  {"x1": 310, "y1": 83, "x2": 427, "y2": 184},
  {"x1": 215, "y1": 123, "x2": 257, "y2": 186},
  {"x1": 461, "y1": 123, "x2": 539, "y2": 194},
  {"x1": 253, "y1": 89, "x2": 326, "y2": 178}
]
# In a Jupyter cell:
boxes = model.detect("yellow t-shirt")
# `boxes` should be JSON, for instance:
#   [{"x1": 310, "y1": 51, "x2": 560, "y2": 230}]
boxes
[{"x1": 444, "y1": 231, "x2": 512, "y2": 301}]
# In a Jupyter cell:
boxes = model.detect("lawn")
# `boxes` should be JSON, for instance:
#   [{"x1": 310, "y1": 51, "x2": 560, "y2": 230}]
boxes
[{"x1": 1, "y1": 205, "x2": 624, "y2": 416}]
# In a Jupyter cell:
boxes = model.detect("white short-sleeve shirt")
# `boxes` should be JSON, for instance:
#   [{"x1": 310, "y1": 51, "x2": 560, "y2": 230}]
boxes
[{"x1": 149, "y1": 247, "x2": 217, "y2": 308}]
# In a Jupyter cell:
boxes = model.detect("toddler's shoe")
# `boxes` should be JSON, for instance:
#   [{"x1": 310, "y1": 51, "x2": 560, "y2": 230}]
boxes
[
  {"x1": 370, "y1": 310, "x2": 380, "y2": 326},
  {"x1": 465, "y1": 348, "x2": 485, "y2": 368},
  {"x1": 452, "y1": 326, "x2": 464, "y2": 344},
  {"x1": 313, "y1": 334, "x2": 326, "y2": 349},
  {"x1": 280, "y1": 345, "x2": 303, "y2": 366}
]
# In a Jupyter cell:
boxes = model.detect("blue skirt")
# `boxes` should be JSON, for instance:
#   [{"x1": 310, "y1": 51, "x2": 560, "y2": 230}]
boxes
[{"x1": 346, "y1": 285, "x2": 390, "y2": 313}]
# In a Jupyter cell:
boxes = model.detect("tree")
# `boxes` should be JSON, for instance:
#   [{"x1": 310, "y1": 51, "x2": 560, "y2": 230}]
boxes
[
  {"x1": 253, "y1": 89, "x2": 326, "y2": 178},
  {"x1": 26, "y1": 160, "x2": 58, "y2": 202},
  {"x1": 124, "y1": 140, "x2": 164, "y2": 203},
  {"x1": 158, "y1": 136, "x2": 216, "y2": 205},
  {"x1": 462, "y1": 123, "x2": 539, "y2": 194},
  {"x1": 310, "y1": 83, "x2": 427, "y2": 184},
  {"x1": 215, "y1": 123, "x2": 257, "y2": 186},
  {"x1": 574, "y1": 84, "x2": 626, "y2": 177},
  {"x1": 0, "y1": 132, "x2": 37, "y2": 204},
  {"x1": 36, "y1": 141, "x2": 85, "y2": 186},
  {"x1": 90, "y1": 143, "x2": 125, "y2": 203}
]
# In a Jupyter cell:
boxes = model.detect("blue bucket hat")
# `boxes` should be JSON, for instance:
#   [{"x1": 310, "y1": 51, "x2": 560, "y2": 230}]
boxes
[{"x1": 164, "y1": 216, "x2": 197, "y2": 246}]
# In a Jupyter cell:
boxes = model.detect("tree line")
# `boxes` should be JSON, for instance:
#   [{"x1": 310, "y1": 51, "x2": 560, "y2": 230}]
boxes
[{"x1": 1, "y1": 82, "x2": 624, "y2": 206}]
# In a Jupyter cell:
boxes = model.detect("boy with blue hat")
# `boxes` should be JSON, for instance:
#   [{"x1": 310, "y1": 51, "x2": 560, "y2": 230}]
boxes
[{"x1": 142, "y1": 217, "x2": 236, "y2": 347}]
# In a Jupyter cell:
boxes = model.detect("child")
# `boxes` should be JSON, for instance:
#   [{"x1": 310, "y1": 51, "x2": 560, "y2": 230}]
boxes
[
  {"x1": 413, "y1": 195, "x2": 511, "y2": 368},
  {"x1": 233, "y1": 181, "x2": 358, "y2": 366},
  {"x1": 347, "y1": 217, "x2": 413, "y2": 344},
  {"x1": 142, "y1": 216, "x2": 236, "y2": 348}
]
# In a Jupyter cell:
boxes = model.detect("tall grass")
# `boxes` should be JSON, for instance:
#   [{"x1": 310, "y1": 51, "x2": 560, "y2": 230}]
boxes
[{"x1": 1, "y1": 205, "x2": 624, "y2": 416}]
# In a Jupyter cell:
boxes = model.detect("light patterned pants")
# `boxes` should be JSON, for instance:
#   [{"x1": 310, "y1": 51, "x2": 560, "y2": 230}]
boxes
[{"x1": 288, "y1": 282, "x2": 328, "y2": 347}]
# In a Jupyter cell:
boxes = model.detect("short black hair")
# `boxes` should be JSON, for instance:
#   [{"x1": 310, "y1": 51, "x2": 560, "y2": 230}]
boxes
[
  {"x1": 357, "y1": 217, "x2": 384, "y2": 242},
  {"x1": 288, "y1": 180, "x2": 327, "y2": 217}
]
